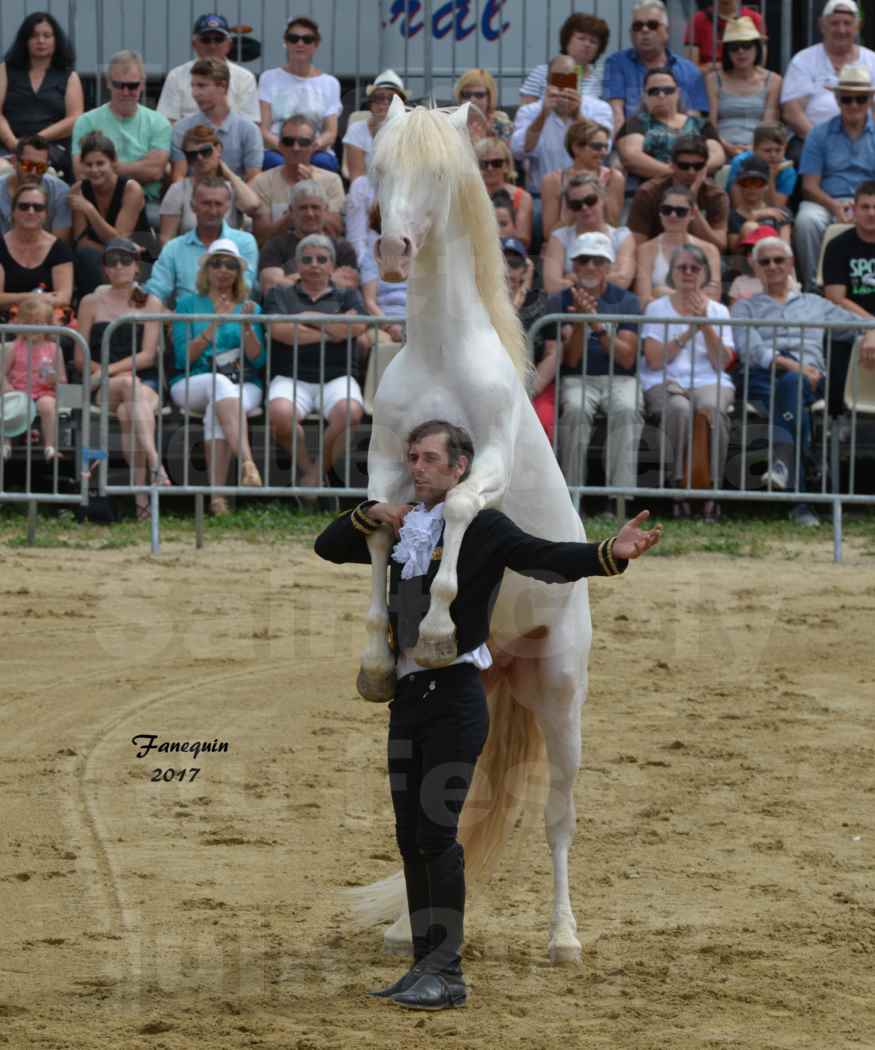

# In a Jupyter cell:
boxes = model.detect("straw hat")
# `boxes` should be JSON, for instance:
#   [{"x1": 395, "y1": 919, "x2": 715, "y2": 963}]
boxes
[
  {"x1": 828, "y1": 64, "x2": 875, "y2": 95},
  {"x1": 366, "y1": 69, "x2": 408, "y2": 101},
  {"x1": 1, "y1": 391, "x2": 37, "y2": 439},
  {"x1": 722, "y1": 16, "x2": 763, "y2": 44}
]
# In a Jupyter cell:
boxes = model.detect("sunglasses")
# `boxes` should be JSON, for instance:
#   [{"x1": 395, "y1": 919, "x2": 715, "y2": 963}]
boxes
[
  {"x1": 726, "y1": 40, "x2": 757, "y2": 50},
  {"x1": 19, "y1": 159, "x2": 48, "y2": 175},
  {"x1": 646, "y1": 85, "x2": 677, "y2": 97},
  {"x1": 632, "y1": 19, "x2": 663, "y2": 31},
  {"x1": 758, "y1": 255, "x2": 787, "y2": 267},
  {"x1": 285, "y1": 32, "x2": 316, "y2": 44},
  {"x1": 111, "y1": 79, "x2": 142, "y2": 92},
  {"x1": 198, "y1": 33, "x2": 226, "y2": 44},
  {"x1": 573, "y1": 255, "x2": 608, "y2": 266},
  {"x1": 736, "y1": 176, "x2": 767, "y2": 188},
  {"x1": 207, "y1": 257, "x2": 239, "y2": 270},
  {"x1": 300, "y1": 254, "x2": 331, "y2": 265},
  {"x1": 16, "y1": 200, "x2": 47, "y2": 212},
  {"x1": 659, "y1": 204, "x2": 690, "y2": 218},
  {"x1": 566, "y1": 195, "x2": 600, "y2": 210},
  {"x1": 369, "y1": 93, "x2": 395, "y2": 105},
  {"x1": 280, "y1": 135, "x2": 314, "y2": 148},
  {"x1": 184, "y1": 145, "x2": 215, "y2": 161},
  {"x1": 460, "y1": 89, "x2": 489, "y2": 100},
  {"x1": 675, "y1": 263, "x2": 702, "y2": 274},
  {"x1": 104, "y1": 253, "x2": 137, "y2": 268},
  {"x1": 675, "y1": 159, "x2": 706, "y2": 172},
  {"x1": 583, "y1": 140, "x2": 609, "y2": 152},
  {"x1": 839, "y1": 94, "x2": 870, "y2": 106},
  {"x1": 504, "y1": 254, "x2": 526, "y2": 269},
  {"x1": 479, "y1": 158, "x2": 506, "y2": 170}
]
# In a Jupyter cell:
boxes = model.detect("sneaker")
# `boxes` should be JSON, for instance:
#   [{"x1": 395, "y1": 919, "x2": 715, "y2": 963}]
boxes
[
  {"x1": 789, "y1": 503, "x2": 820, "y2": 528},
  {"x1": 760, "y1": 460, "x2": 789, "y2": 491}
]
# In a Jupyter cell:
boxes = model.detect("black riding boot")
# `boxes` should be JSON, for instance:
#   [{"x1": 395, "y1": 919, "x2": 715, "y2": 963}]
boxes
[{"x1": 368, "y1": 859, "x2": 431, "y2": 999}]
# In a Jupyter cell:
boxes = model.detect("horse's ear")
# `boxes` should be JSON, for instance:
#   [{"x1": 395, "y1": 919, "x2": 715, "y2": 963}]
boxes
[
  {"x1": 386, "y1": 94, "x2": 406, "y2": 123},
  {"x1": 448, "y1": 101, "x2": 474, "y2": 135}
]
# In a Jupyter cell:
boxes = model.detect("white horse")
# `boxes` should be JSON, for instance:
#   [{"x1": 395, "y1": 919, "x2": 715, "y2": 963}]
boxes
[{"x1": 352, "y1": 96, "x2": 591, "y2": 964}]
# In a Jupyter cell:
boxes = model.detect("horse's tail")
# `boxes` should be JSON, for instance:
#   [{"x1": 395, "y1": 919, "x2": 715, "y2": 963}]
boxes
[
  {"x1": 342, "y1": 869, "x2": 406, "y2": 928},
  {"x1": 459, "y1": 678, "x2": 546, "y2": 884}
]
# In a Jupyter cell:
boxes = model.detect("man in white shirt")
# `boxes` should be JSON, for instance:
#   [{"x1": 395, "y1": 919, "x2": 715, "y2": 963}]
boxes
[
  {"x1": 511, "y1": 54, "x2": 613, "y2": 198},
  {"x1": 157, "y1": 13, "x2": 259, "y2": 126},
  {"x1": 780, "y1": 0, "x2": 875, "y2": 145}
]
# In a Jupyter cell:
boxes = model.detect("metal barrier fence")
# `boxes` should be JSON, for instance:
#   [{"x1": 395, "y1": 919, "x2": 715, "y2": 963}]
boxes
[
  {"x1": 528, "y1": 312, "x2": 875, "y2": 559},
  {"x1": 0, "y1": 325, "x2": 93, "y2": 538}
]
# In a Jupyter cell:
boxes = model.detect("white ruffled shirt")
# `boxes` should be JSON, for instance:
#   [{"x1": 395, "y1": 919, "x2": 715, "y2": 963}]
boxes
[{"x1": 392, "y1": 501, "x2": 493, "y2": 678}]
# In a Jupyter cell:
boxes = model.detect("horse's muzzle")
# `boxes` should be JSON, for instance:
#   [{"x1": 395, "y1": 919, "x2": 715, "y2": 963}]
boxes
[{"x1": 375, "y1": 235, "x2": 413, "y2": 283}]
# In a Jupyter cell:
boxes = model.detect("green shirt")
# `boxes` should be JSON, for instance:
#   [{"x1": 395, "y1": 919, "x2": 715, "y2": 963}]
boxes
[{"x1": 72, "y1": 104, "x2": 172, "y2": 201}]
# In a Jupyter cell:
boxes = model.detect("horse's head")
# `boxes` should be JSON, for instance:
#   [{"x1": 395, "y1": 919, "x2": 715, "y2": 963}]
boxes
[{"x1": 369, "y1": 97, "x2": 479, "y2": 283}]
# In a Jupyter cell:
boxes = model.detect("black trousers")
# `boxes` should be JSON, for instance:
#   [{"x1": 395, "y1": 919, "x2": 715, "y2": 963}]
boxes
[{"x1": 387, "y1": 663, "x2": 489, "y2": 974}]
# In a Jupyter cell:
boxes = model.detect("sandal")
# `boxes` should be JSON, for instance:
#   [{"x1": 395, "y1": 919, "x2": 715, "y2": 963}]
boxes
[
  {"x1": 151, "y1": 464, "x2": 172, "y2": 487},
  {"x1": 44, "y1": 446, "x2": 65, "y2": 462},
  {"x1": 672, "y1": 498, "x2": 691, "y2": 520},
  {"x1": 240, "y1": 460, "x2": 262, "y2": 487},
  {"x1": 135, "y1": 502, "x2": 151, "y2": 522}
]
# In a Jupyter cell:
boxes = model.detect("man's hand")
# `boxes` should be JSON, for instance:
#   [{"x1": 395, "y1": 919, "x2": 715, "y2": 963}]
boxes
[
  {"x1": 860, "y1": 337, "x2": 875, "y2": 370},
  {"x1": 569, "y1": 285, "x2": 598, "y2": 315},
  {"x1": 612, "y1": 509, "x2": 663, "y2": 561},
  {"x1": 367, "y1": 502, "x2": 412, "y2": 535},
  {"x1": 542, "y1": 86, "x2": 561, "y2": 115},
  {"x1": 802, "y1": 364, "x2": 823, "y2": 390},
  {"x1": 333, "y1": 265, "x2": 359, "y2": 289}
]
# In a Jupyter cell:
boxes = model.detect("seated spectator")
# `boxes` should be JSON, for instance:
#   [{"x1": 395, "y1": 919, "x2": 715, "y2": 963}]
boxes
[
  {"x1": 727, "y1": 155, "x2": 792, "y2": 252},
  {"x1": 344, "y1": 71, "x2": 407, "y2": 182},
  {"x1": 75, "y1": 239, "x2": 168, "y2": 518},
  {"x1": 157, "y1": 13, "x2": 259, "y2": 126},
  {"x1": 259, "y1": 180, "x2": 357, "y2": 295},
  {"x1": 0, "y1": 135, "x2": 71, "y2": 242},
  {"x1": 453, "y1": 69, "x2": 512, "y2": 143},
  {"x1": 72, "y1": 51, "x2": 171, "y2": 226},
  {"x1": 705, "y1": 18, "x2": 781, "y2": 161},
  {"x1": 360, "y1": 241, "x2": 407, "y2": 355},
  {"x1": 258, "y1": 17, "x2": 341, "y2": 173},
  {"x1": 641, "y1": 243, "x2": 735, "y2": 522},
  {"x1": 252, "y1": 115, "x2": 344, "y2": 244},
  {"x1": 345, "y1": 173, "x2": 376, "y2": 265},
  {"x1": 543, "y1": 174, "x2": 636, "y2": 293},
  {"x1": 492, "y1": 190, "x2": 517, "y2": 239},
  {"x1": 170, "y1": 57, "x2": 262, "y2": 182},
  {"x1": 616, "y1": 66, "x2": 724, "y2": 192},
  {"x1": 171, "y1": 240, "x2": 266, "y2": 515},
  {"x1": 0, "y1": 12, "x2": 84, "y2": 180},
  {"x1": 160, "y1": 125, "x2": 261, "y2": 243},
  {"x1": 627, "y1": 134, "x2": 730, "y2": 252},
  {"x1": 541, "y1": 119, "x2": 623, "y2": 236},
  {"x1": 730, "y1": 236, "x2": 875, "y2": 526},
  {"x1": 1, "y1": 295, "x2": 66, "y2": 461},
  {"x1": 146, "y1": 176, "x2": 257, "y2": 306},
  {"x1": 475, "y1": 138, "x2": 532, "y2": 247},
  {"x1": 684, "y1": 2, "x2": 765, "y2": 68},
  {"x1": 502, "y1": 237, "x2": 551, "y2": 442},
  {"x1": 511, "y1": 54, "x2": 613, "y2": 199},
  {"x1": 728, "y1": 224, "x2": 799, "y2": 304},
  {"x1": 602, "y1": 1, "x2": 708, "y2": 133},
  {"x1": 520, "y1": 13, "x2": 610, "y2": 105},
  {"x1": 795, "y1": 65, "x2": 875, "y2": 291},
  {"x1": 69, "y1": 132, "x2": 146, "y2": 297},
  {"x1": 0, "y1": 183, "x2": 72, "y2": 318},
  {"x1": 780, "y1": 0, "x2": 875, "y2": 149},
  {"x1": 635, "y1": 184, "x2": 721, "y2": 306},
  {"x1": 725, "y1": 122, "x2": 797, "y2": 208},
  {"x1": 543, "y1": 232, "x2": 642, "y2": 495},
  {"x1": 264, "y1": 234, "x2": 367, "y2": 488}
]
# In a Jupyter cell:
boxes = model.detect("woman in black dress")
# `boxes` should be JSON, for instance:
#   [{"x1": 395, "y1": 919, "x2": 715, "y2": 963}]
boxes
[
  {"x1": 0, "y1": 182, "x2": 72, "y2": 318},
  {"x1": 0, "y1": 12, "x2": 84, "y2": 179},
  {"x1": 69, "y1": 132, "x2": 145, "y2": 297}
]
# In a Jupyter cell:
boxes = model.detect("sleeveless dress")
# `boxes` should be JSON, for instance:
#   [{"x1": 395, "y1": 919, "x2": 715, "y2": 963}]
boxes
[
  {"x1": 2, "y1": 65, "x2": 69, "y2": 141},
  {"x1": 716, "y1": 72, "x2": 771, "y2": 147},
  {"x1": 88, "y1": 319, "x2": 159, "y2": 388}
]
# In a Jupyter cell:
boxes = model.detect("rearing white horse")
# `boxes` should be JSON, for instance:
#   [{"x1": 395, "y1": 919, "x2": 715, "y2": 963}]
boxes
[{"x1": 353, "y1": 97, "x2": 591, "y2": 963}]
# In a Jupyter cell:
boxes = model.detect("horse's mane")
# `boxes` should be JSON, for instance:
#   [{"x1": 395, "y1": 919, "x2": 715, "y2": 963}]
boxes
[{"x1": 371, "y1": 106, "x2": 529, "y2": 381}]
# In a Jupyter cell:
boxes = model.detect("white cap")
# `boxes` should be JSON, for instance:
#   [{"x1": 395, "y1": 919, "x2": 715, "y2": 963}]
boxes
[
  {"x1": 205, "y1": 238, "x2": 241, "y2": 258},
  {"x1": 822, "y1": 0, "x2": 858, "y2": 16},
  {"x1": 569, "y1": 231, "x2": 615, "y2": 263}
]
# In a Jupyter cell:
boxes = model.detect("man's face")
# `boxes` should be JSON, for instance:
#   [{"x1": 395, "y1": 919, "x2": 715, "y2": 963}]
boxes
[
  {"x1": 855, "y1": 193, "x2": 875, "y2": 237},
  {"x1": 193, "y1": 31, "x2": 230, "y2": 60},
  {"x1": 279, "y1": 122, "x2": 316, "y2": 166},
  {"x1": 16, "y1": 145, "x2": 50, "y2": 182},
  {"x1": 572, "y1": 254, "x2": 609, "y2": 290},
  {"x1": 754, "y1": 247, "x2": 792, "y2": 287},
  {"x1": 293, "y1": 196, "x2": 325, "y2": 234},
  {"x1": 755, "y1": 140, "x2": 786, "y2": 167},
  {"x1": 407, "y1": 433, "x2": 468, "y2": 507},
  {"x1": 630, "y1": 7, "x2": 669, "y2": 54},
  {"x1": 191, "y1": 75, "x2": 225, "y2": 113},
  {"x1": 671, "y1": 152, "x2": 707, "y2": 188},
  {"x1": 108, "y1": 63, "x2": 144, "y2": 115},
  {"x1": 821, "y1": 12, "x2": 858, "y2": 52},
  {"x1": 192, "y1": 186, "x2": 230, "y2": 227}
]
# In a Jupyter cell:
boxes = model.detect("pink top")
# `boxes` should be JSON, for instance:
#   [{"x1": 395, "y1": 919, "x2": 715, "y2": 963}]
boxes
[{"x1": 6, "y1": 338, "x2": 61, "y2": 400}]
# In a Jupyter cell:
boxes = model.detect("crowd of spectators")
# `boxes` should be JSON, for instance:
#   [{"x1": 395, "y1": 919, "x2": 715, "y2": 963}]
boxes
[{"x1": 1, "y1": 3, "x2": 875, "y2": 525}]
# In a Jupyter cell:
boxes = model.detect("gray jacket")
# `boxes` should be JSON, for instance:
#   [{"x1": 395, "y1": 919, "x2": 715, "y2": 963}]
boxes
[{"x1": 730, "y1": 291, "x2": 860, "y2": 374}]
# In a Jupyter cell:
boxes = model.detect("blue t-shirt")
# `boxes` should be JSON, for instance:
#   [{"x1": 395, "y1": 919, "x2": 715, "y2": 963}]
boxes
[
  {"x1": 726, "y1": 150, "x2": 797, "y2": 197},
  {"x1": 798, "y1": 114, "x2": 875, "y2": 200},
  {"x1": 545, "y1": 282, "x2": 641, "y2": 378},
  {"x1": 601, "y1": 48, "x2": 708, "y2": 121}
]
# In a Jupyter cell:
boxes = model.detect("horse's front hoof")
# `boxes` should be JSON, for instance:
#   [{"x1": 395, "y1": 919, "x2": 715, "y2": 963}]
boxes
[
  {"x1": 383, "y1": 913, "x2": 413, "y2": 956},
  {"x1": 548, "y1": 940, "x2": 582, "y2": 965},
  {"x1": 409, "y1": 633, "x2": 457, "y2": 669},
  {"x1": 356, "y1": 667, "x2": 396, "y2": 703}
]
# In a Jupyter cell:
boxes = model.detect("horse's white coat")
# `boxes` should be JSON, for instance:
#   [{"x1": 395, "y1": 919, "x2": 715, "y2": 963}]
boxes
[{"x1": 357, "y1": 98, "x2": 592, "y2": 962}]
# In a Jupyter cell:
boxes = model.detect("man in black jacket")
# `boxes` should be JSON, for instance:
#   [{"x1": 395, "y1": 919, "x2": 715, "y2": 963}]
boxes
[{"x1": 314, "y1": 419, "x2": 661, "y2": 1010}]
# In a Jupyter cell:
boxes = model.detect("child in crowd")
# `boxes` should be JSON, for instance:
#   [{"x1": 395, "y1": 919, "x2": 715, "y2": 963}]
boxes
[
  {"x1": 727, "y1": 155, "x2": 793, "y2": 251},
  {"x1": 1, "y1": 297, "x2": 67, "y2": 461},
  {"x1": 492, "y1": 188, "x2": 517, "y2": 239},
  {"x1": 726, "y1": 123, "x2": 797, "y2": 209}
]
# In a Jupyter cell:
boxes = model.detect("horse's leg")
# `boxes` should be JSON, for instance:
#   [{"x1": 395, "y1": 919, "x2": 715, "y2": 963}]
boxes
[{"x1": 383, "y1": 911, "x2": 413, "y2": 955}]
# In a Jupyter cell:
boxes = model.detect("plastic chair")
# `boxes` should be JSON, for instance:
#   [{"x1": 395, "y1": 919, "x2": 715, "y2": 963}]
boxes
[
  {"x1": 814, "y1": 222, "x2": 854, "y2": 289},
  {"x1": 362, "y1": 336, "x2": 403, "y2": 416}
]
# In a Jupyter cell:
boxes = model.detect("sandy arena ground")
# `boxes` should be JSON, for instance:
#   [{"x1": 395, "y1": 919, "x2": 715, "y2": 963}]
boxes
[{"x1": 1, "y1": 535, "x2": 873, "y2": 1050}]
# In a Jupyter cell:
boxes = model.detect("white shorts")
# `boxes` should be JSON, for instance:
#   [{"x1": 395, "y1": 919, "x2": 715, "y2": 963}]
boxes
[{"x1": 268, "y1": 375, "x2": 364, "y2": 419}]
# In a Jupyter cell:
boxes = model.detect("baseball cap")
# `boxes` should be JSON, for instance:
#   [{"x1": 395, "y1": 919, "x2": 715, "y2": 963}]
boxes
[
  {"x1": 822, "y1": 0, "x2": 858, "y2": 16},
  {"x1": 738, "y1": 225, "x2": 778, "y2": 249},
  {"x1": 737, "y1": 155, "x2": 770, "y2": 182},
  {"x1": 193, "y1": 14, "x2": 231, "y2": 37},
  {"x1": 500, "y1": 237, "x2": 527, "y2": 258},
  {"x1": 569, "y1": 231, "x2": 615, "y2": 263},
  {"x1": 102, "y1": 237, "x2": 140, "y2": 259},
  {"x1": 206, "y1": 237, "x2": 242, "y2": 258}
]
